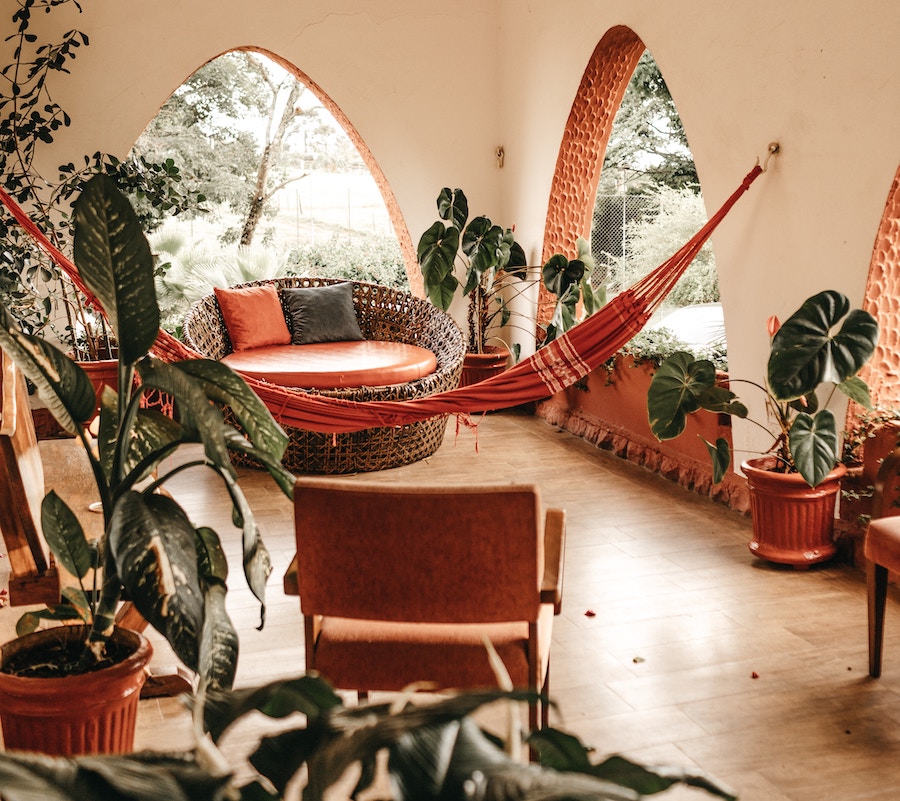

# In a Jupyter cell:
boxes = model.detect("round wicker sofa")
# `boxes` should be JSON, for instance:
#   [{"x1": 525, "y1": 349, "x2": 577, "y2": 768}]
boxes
[{"x1": 182, "y1": 276, "x2": 465, "y2": 474}]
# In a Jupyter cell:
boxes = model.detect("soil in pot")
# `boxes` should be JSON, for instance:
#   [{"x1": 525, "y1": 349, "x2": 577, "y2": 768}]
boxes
[{"x1": 0, "y1": 626, "x2": 152, "y2": 755}]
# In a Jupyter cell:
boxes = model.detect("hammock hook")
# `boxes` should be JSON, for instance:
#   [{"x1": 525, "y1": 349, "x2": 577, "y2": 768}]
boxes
[{"x1": 760, "y1": 142, "x2": 781, "y2": 172}]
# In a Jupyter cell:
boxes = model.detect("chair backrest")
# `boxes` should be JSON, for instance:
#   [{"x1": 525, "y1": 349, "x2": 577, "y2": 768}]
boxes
[
  {"x1": 0, "y1": 350, "x2": 56, "y2": 604},
  {"x1": 293, "y1": 477, "x2": 544, "y2": 624}
]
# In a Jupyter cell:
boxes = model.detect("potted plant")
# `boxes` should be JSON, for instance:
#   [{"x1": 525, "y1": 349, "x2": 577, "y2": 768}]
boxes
[
  {"x1": 0, "y1": 675, "x2": 737, "y2": 801},
  {"x1": 646, "y1": 289, "x2": 879, "y2": 567},
  {"x1": 0, "y1": 173, "x2": 294, "y2": 754},
  {"x1": 416, "y1": 188, "x2": 603, "y2": 385}
]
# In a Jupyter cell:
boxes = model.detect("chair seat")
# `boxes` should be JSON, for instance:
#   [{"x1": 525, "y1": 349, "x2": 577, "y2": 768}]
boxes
[
  {"x1": 310, "y1": 605, "x2": 554, "y2": 692},
  {"x1": 864, "y1": 516, "x2": 900, "y2": 566}
]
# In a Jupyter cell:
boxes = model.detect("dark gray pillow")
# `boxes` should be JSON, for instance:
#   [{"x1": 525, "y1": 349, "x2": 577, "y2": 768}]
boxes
[{"x1": 282, "y1": 283, "x2": 364, "y2": 344}]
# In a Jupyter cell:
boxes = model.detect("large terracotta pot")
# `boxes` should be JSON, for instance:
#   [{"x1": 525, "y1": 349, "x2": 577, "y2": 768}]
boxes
[
  {"x1": 459, "y1": 346, "x2": 510, "y2": 387},
  {"x1": 0, "y1": 625, "x2": 152, "y2": 755},
  {"x1": 80, "y1": 358, "x2": 118, "y2": 416},
  {"x1": 742, "y1": 457, "x2": 846, "y2": 569}
]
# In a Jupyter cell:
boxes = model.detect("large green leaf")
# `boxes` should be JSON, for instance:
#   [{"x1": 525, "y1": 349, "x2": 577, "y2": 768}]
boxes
[
  {"x1": 97, "y1": 388, "x2": 183, "y2": 486},
  {"x1": 788, "y1": 409, "x2": 839, "y2": 487},
  {"x1": 135, "y1": 357, "x2": 233, "y2": 478},
  {"x1": 462, "y1": 219, "x2": 510, "y2": 295},
  {"x1": 204, "y1": 675, "x2": 341, "y2": 743},
  {"x1": 174, "y1": 359, "x2": 288, "y2": 463},
  {"x1": 0, "y1": 751, "x2": 230, "y2": 801},
  {"x1": 108, "y1": 491, "x2": 204, "y2": 673},
  {"x1": 417, "y1": 221, "x2": 459, "y2": 310},
  {"x1": 767, "y1": 290, "x2": 878, "y2": 401},
  {"x1": 0, "y1": 307, "x2": 96, "y2": 433},
  {"x1": 647, "y1": 352, "x2": 716, "y2": 440},
  {"x1": 704, "y1": 437, "x2": 733, "y2": 483},
  {"x1": 41, "y1": 490, "x2": 95, "y2": 579},
  {"x1": 436, "y1": 187, "x2": 468, "y2": 230},
  {"x1": 73, "y1": 174, "x2": 159, "y2": 366}
]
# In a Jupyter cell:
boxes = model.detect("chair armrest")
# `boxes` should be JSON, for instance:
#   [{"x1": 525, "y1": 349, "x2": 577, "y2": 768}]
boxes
[{"x1": 540, "y1": 508, "x2": 565, "y2": 613}]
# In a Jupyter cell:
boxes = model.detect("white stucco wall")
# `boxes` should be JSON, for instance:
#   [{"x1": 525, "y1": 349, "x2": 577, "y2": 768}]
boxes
[{"x1": 19, "y1": 0, "x2": 900, "y2": 457}]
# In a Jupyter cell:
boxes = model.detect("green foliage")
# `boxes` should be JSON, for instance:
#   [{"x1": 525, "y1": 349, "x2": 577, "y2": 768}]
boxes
[
  {"x1": 647, "y1": 290, "x2": 879, "y2": 487},
  {"x1": 605, "y1": 186, "x2": 718, "y2": 307},
  {"x1": 1, "y1": 175, "x2": 293, "y2": 687},
  {"x1": 0, "y1": 677, "x2": 736, "y2": 801},
  {"x1": 601, "y1": 50, "x2": 698, "y2": 192},
  {"x1": 152, "y1": 233, "x2": 290, "y2": 335},
  {"x1": 0, "y1": 0, "x2": 204, "y2": 352},
  {"x1": 286, "y1": 232, "x2": 408, "y2": 288}
]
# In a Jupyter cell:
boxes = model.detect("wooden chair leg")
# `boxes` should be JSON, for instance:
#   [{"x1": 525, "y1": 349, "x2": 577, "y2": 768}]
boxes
[
  {"x1": 869, "y1": 560, "x2": 889, "y2": 678},
  {"x1": 540, "y1": 667, "x2": 550, "y2": 730}
]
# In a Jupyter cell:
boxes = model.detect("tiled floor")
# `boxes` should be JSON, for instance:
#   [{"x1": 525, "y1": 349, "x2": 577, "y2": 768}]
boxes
[{"x1": 4, "y1": 410, "x2": 900, "y2": 800}]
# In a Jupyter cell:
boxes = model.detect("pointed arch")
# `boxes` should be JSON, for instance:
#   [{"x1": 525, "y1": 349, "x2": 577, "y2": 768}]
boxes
[
  {"x1": 856, "y1": 165, "x2": 900, "y2": 411},
  {"x1": 542, "y1": 27, "x2": 645, "y2": 263}
]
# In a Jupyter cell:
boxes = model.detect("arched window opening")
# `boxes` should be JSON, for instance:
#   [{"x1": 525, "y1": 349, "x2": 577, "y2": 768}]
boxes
[
  {"x1": 129, "y1": 49, "x2": 407, "y2": 334},
  {"x1": 593, "y1": 51, "x2": 724, "y2": 369}
]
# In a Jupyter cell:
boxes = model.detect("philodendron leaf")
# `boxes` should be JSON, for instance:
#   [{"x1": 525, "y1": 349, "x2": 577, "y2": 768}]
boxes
[
  {"x1": 0, "y1": 307, "x2": 96, "y2": 433},
  {"x1": 704, "y1": 437, "x2": 733, "y2": 483},
  {"x1": 436, "y1": 187, "x2": 468, "y2": 230},
  {"x1": 73, "y1": 174, "x2": 159, "y2": 365},
  {"x1": 647, "y1": 352, "x2": 719, "y2": 441},
  {"x1": 417, "y1": 222, "x2": 459, "y2": 310},
  {"x1": 108, "y1": 491, "x2": 205, "y2": 673},
  {"x1": 223, "y1": 428, "x2": 295, "y2": 499},
  {"x1": 198, "y1": 580, "x2": 238, "y2": 692},
  {"x1": 41, "y1": 490, "x2": 95, "y2": 579},
  {"x1": 16, "y1": 600, "x2": 89, "y2": 637},
  {"x1": 839, "y1": 374, "x2": 874, "y2": 410},
  {"x1": 789, "y1": 409, "x2": 839, "y2": 487},
  {"x1": 767, "y1": 289, "x2": 878, "y2": 402}
]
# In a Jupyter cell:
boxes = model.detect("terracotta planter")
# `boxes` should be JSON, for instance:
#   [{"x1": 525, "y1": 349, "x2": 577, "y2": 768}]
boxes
[
  {"x1": 79, "y1": 358, "x2": 118, "y2": 417},
  {"x1": 0, "y1": 626, "x2": 152, "y2": 755},
  {"x1": 459, "y1": 346, "x2": 510, "y2": 387},
  {"x1": 742, "y1": 457, "x2": 846, "y2": 569}
]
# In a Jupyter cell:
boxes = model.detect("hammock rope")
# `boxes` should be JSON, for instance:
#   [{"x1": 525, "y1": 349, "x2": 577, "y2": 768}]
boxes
[{"x1": 0, "y1": 163, "x2": 764, "y2": 435}]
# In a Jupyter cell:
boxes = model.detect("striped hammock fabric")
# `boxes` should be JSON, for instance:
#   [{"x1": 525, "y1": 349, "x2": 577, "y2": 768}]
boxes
[{"x1": 0, "y1": 164, "x2": 763, "y2": 434}]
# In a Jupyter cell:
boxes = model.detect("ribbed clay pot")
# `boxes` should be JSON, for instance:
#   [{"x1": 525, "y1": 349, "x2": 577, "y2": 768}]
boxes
[
  {"x1": 0, "y1": 625, "x2": 152, "y2": 755},
  {"x1": 459, "y1": 346, "x2": 510, "y2": 387},
  {"x1": 742, "y1": 457, "x2": 846, "y2": 569}
]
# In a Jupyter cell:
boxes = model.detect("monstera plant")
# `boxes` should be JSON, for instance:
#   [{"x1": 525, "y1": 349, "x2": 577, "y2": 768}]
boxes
[
  {"x1": 647, "y1": 289, "x2": 879, "y2": 488},
  {"x1": 0, "y1": 174, "x2": 293, "y2": 689}
]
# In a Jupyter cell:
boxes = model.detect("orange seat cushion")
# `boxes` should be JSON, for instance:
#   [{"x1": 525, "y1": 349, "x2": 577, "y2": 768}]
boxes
[
  {"x1": 309, "y1": 605, "x2": 554, "y2": 691},
  {"x1": 221, "y1": 340, "x2": 438, "y2": 389}
]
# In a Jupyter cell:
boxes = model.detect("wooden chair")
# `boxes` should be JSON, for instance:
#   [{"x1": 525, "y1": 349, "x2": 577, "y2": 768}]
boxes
[
  {"x1": 286, "y1": 477, "x2": 565, "y2": 730},
  {"x1": 0, "y1": 350, "x2": 60, "y2": 606},
  {"x1": 864, "y1": 446, "x2": 900, "y2": 677}
]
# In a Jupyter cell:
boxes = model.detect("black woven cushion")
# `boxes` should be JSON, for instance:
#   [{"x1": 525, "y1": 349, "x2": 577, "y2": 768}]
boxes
[{"x1": 282, "y1": 283, "x2": 364, "y2": 344}]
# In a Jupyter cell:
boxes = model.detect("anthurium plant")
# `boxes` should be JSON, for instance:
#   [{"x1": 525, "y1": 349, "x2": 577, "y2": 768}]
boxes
[
  {"x1": 0, "y1": 675, "x2": 737, "y2": 801},
  {"x1": 0, "y1": 174, "x2": 293, "y2": 689},
  {"x1": 417, "y1": 188, "x2": 604, "y2": 354},
  {"x1": 647, "y1": 289, "x2": 879, "y2": 487}
]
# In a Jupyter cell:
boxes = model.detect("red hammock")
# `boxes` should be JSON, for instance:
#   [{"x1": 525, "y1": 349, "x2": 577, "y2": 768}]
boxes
[{"x1": 0, "y1": 164, "x2": 763, "y2": 434}]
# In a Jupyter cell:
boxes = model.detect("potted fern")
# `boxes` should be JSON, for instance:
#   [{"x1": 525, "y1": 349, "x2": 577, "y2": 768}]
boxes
[
  {"x1": 647, "y1": 289, "x2": 878, "y2": 567},
  {"x1": 0, "y1": 174, "x2": 293, "y2": 754}
]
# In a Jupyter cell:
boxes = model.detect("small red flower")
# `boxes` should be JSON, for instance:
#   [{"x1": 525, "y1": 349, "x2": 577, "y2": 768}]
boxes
[
  {"x1": 584, "y1": 609, "x2": 596, "y2": 617},
  {"x1": 766, "y1": 315, "x2": 780, "y2": 337}
]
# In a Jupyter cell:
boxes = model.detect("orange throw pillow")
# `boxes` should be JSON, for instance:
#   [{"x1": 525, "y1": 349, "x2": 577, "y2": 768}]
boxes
[{"x1": 214, "y1": 284, "x2": 291, "y2": 351}]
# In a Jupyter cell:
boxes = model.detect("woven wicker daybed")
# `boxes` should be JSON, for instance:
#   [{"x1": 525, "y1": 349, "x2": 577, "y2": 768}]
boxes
[{"x1": 182, "y1": 276, "x2": 465, "y2": 475}]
